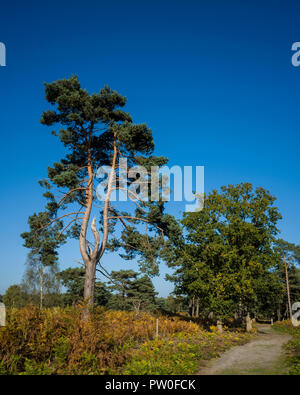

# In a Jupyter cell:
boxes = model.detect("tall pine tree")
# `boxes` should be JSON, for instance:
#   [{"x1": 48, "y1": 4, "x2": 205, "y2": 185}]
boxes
[{"x1": 21, "y1": 76, "x2": 179, "y2": 312}]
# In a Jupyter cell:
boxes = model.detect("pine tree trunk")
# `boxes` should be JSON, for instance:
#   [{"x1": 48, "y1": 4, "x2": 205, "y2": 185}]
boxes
[
  {"x1": 191, "y1": 296, "x2": 195, "y2": 317},
  {"x1": 277, "y1": 307, "x2": 281, "y2": 321},
  {"x1": 81, "y1": 138, "x2": 117, "y2": 319},
  {"x1": 83, "y1": 259, "x2": 97, "y2": 314},
  {"x1": 195, "y1": 298, "x2": 199, "y2": 317},
  {"x1": 39, "y1": 266, "x2": 45, "y2": 309},
  {"x1": 208, "y1": 311, "x2": 214, "y2": 320},
  {"x1": 284, "y1": 305, "x2": 288, "y2": 320},
  {"x1": 188, "y1": 300, "x2": 192, "y2": 317}
]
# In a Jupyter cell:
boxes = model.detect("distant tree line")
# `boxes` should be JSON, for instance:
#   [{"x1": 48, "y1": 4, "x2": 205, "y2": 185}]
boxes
[
  {"x1": 3, "y1": 181, "x2": 298, "y2": 332},
  {"x1": 1, "y1": 266, "x2": 185, "y2": 314}
]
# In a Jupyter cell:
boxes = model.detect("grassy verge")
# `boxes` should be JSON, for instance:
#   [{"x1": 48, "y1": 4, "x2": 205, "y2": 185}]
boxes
[{"x1": 273, "y1": 320, "x2": 300, "y2": 375}]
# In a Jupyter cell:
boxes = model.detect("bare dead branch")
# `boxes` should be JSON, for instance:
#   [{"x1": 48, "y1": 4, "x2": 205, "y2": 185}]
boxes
[{"x1": 90, "y1": 217, "x2": 100, "y2": 259}]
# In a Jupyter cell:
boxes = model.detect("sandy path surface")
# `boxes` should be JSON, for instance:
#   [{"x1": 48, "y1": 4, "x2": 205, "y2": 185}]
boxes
[{"x1": 198, "y1": 325, "x2": 292, "y2": 375}]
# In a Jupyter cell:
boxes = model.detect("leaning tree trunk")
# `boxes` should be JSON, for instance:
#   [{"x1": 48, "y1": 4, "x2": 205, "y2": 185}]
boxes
[{"x1": 80, "y1": 154, "x2": 98, "y2": 317}]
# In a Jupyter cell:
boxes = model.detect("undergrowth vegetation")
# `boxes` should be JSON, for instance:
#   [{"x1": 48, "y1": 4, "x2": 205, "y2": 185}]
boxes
[
  {"x1": 0, "y1": 306, "x2": 252, "y2": 375},
  {"x1": 273, "y1": 320, "x2": 300, "y2": 375}
]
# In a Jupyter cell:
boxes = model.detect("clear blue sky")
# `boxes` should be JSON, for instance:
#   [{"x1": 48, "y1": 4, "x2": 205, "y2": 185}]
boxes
[{"x1": 1, "y1": 0, "x2": 300, "y2": 296}]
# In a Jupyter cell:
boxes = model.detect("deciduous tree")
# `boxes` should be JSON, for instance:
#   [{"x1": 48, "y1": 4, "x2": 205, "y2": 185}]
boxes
[
  {"x1": 21, "y1": 252, "x2": 60, "y2": 309},
  {"x1": 167, "y1": 183, "x2": 282, "y2": 327}
]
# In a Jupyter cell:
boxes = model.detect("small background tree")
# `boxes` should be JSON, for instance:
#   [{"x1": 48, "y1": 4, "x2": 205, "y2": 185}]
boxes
[
  {"x1": 21, "y1": 252, "x2": 61, "y2": 308},
  {"x1": 3, "y1": 285, "x2": 28, "y2": 309},
  {"x1": 107, "y1": 270, "x2": 157, "y2": 312}
]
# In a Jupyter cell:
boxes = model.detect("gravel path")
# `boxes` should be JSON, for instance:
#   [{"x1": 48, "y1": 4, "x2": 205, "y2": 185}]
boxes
[{"x1": 198, "y1": 325, "x2": 292, "y2": 375}]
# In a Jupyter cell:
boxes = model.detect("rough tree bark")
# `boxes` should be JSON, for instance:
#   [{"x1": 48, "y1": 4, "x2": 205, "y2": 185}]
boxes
[
  {"x1": 195, "y1": 298, "x2": 199, "y2": 318},
  {"x1": 81, "y1": 137, "x2": 117, "y2": 313}
]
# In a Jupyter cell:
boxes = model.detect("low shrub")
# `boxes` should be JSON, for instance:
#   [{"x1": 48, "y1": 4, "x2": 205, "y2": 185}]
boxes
[{"x1": 0, "y1": 305, "x2": 251, "y2": 375}]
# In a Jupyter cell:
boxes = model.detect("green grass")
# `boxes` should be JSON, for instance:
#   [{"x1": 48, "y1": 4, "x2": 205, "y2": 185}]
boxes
[{"x1": 273, "y1": 321, "x2": 300, "y2": 375}]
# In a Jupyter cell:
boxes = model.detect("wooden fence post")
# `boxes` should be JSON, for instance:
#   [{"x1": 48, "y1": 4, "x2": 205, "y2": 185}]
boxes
[{"x1": 0, "y1": 303, "x2": 6, "y2": 327}]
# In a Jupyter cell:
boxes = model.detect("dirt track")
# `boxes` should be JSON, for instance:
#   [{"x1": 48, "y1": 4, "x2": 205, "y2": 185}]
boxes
[{"x1": 198, "y1": 324, "x2": 292, "y2": 375}]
